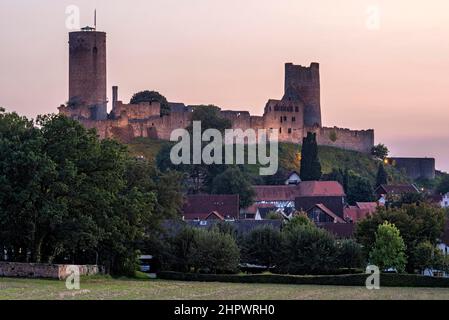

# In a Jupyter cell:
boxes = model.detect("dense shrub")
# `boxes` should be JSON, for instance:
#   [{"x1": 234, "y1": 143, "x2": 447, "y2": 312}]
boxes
[
  {"x1": 277, "y1": 224, "x2": 337, "y2": 275},
  {"x1": 241, "y1": 226, "x2": 282, "y2": 269},
  {"x1": 336, "y1": 239, "x2": 365, "y2": 270}
]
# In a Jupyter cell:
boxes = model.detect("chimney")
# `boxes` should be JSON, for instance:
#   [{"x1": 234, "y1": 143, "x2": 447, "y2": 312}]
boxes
[{"x1": 112, "y1": 86, "x2": 118, "y2": 110}]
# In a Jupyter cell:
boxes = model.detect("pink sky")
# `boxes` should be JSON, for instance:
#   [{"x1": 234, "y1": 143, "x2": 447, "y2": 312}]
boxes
[{"x1": 0, "y1": 0, "x2": 448, "y2": 171}]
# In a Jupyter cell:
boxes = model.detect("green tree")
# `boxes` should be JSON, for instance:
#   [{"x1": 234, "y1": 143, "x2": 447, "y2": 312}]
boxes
[
  {"x1": 346, "y1": 171, "x2": 375, "y2": 204},
  {"x1": 283, "y1": 214, "x2": 313, "y2": 232},
  {"x1": 130, "y1": 90, "x2": 170, "y2": 116},
  {"x1": 412, "y1": 241, "x2": 443, "y2": 274},
  {"x1": 241, "y1": 226, "x2": 282, "y2": 269},
  {"x1": 437, "y1": 174, "x2": 449, "y2": 195},
  {"x1": 355, "y1": 203, "x2": 445, "y2": 272},
  {"x1": 211, "y1": 167, "x2": 255, "y2": 208},
  {"x1": 300, "y1": 132, "x2": 322, "y2": 181},
  {"x1": 336, "y1": 239, "x2": 364, "y2": 270},
  {"x1": 190, "y1": 229, "x2": 240, "y2": 274},
  {"x1": 278, "y1": 224, "x2": 336, "y2": 275},
  {"x1": 369, "y1": 222, "x2": 407, "y2": 272},
  {"x1": 0, "y1": 110, "x2": 181, "y2": 274},
  {"x1": 375, "y1": 163, "x2": 389, "y2": 187},
  {"x1": 266, "y1": 211, "x2": 284, "y2": 220},
  {"x1": 187, "y1": 105, "x2": 231, "y2": 134},
  {"x1": 371, "y1": 144, "x2": 389, "y2": 160}
]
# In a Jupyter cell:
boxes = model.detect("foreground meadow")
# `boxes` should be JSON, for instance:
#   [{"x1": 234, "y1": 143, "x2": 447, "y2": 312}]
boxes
[{"x1": 1, "y1": 277, "x2": 449, "y2": 300}]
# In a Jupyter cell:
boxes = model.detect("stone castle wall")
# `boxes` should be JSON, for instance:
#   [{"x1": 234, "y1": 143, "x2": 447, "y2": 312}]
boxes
[
  {"x1": 311, "y1": 126, "x2": 374, "y2": 153},
  {"x1": 77, "y1": 105, "x2": 373, "y2": 153},
  {"x1": 387, "y1": 157, "x2": 436, "y2": 180}
]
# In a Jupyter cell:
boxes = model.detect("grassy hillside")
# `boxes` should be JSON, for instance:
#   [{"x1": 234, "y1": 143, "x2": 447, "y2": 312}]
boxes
[{"x1": 127, "y1": 138, "x2": 409, "y2": 185}]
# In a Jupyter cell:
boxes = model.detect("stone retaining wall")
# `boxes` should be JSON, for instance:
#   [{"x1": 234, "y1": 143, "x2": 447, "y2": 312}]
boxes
[{"x1": 0, "y1": 262, "x2": 100, "y2": 280}]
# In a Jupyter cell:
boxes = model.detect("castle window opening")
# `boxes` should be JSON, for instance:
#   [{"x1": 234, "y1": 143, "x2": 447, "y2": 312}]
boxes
[
  {"x1": 283, "y1": 116, "x2": 287, "y2": 121},
  {"x1": 279, "y1": 128, "x2": 282, "y2": 133},
  {"x1": 295, "y1": 107, "x2": 299, "y2": 112},
  {"x1": 280, "y1": 117, "x2": 283, "y2": 123},
  {"x1": 288, "y1": 128, "x2": 292, "y2": 134}
]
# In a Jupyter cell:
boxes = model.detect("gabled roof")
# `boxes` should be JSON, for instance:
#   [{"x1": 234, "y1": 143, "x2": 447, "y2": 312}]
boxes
[
  {"x1": 298, "y1": 181, "x2": 346, "y2": 197},
  {"x1": 253, "y1": 181, "x2": 345, "y2": 202},
  {"x1": 257, "y1": 207, "x2": 278, "y2": 219},
  {"x1": 355, "y1": 202, "x2": 378, "y2": 212},
  {"x1": 376, "y1": 184, "x2": 419, "y2": 195},
  {"x1": 308, "y1": 203, "x2": 346, "y2": 223},
  {"x1": 206, "y1": 211, "x2": 225, "y2": 221},
  {"x1": 253, "y1": 185, "x2": 302, "y2": 202},
  {"x1": 183, "y1": 194, "x2": 240, "y2": 220}
]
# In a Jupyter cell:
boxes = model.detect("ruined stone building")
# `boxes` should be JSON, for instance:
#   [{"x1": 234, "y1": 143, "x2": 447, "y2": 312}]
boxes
[{"x1": 59, "y1": 27, "x2": 375, "y2": 153}]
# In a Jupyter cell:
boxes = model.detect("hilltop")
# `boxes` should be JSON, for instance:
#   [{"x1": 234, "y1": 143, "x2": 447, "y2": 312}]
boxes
[{"x1": 127, "y1": 138, "x2": 409, "y2": 185}]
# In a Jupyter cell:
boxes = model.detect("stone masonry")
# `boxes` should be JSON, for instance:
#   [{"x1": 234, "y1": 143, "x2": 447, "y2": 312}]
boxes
[{"x1": 59, "y1": 28, "x2": 375, "y2": 153}]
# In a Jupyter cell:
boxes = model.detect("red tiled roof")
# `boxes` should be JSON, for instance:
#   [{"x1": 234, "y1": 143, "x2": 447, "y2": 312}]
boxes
[
  {"x1": 253, "y1": 181, "x2": 345, "y2": 202},
  {"x1": 355, "y1": 202, "x2": 378, "y2": 213},
  {"x1": 309, "y1": 203, "x2": 346, "y2": 223},
  {"x1": 183, "y1": 194, "x2": 239, "y2": 220},
  {"x1": 344, "y1": 202, "x2": 378, "y2": 222},
  {"x1": 298, "y1": 181, "x2": 345, "y2": 197}
]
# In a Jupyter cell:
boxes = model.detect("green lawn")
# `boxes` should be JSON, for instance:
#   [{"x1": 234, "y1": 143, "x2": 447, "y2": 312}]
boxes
[{"x1": 1, "y1": 277, "x2": 449, "y2": 300}]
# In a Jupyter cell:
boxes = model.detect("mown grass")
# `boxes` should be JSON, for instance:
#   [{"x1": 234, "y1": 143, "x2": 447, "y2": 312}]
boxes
[{"x1": 1, "y1": 277, "x2": 449, "y2": 300}]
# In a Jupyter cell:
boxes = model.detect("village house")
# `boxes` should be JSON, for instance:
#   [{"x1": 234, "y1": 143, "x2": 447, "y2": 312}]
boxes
[
  {"x1": 343, "y1": 202, "x2": 379, "y2": 223},
  {"x1": 182, "y1": 194, "x2": 240, "y2": 221},
  {"x1": 375, "y1": 184, "x2": 420, "y2": 204}
]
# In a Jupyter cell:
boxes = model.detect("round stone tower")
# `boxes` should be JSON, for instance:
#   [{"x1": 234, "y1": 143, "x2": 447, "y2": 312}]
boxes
[{"x1": 69, "y1": 27, "x2": 107, "y2": 120}]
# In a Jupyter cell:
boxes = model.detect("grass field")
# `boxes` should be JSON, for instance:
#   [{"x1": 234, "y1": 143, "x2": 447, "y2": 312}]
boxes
[{"x1": 1, "y1": 277, "x2": 449, "y2": 300}]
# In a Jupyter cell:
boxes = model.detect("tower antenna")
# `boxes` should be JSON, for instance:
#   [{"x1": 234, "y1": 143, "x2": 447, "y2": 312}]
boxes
[{"x1": 94, "y1": 9, "x2": 97, "y2": 30}]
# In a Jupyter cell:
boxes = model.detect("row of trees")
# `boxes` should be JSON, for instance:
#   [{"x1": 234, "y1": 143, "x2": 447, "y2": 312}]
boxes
[
  {"x1": 153, "y1": 202, "x2": 447, "y2": 275},
  {"x1": 0, "y1": 109, "x2": 184, "y2": 274},
  {"x1": 156, "y1": 216, "x2": 364, "y2": 275}
]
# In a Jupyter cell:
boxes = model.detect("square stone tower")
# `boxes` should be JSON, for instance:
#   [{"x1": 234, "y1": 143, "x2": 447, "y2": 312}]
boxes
[{"x1": 283, "y1": 62, "x2": 321, "y2": 127}]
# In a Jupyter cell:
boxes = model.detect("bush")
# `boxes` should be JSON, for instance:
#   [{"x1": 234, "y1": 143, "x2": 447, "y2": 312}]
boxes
[
  {"x1": 277, "y1": 224, "x2": 337, "y2": 275},
  {"x1": 190, "y1": 229, "x2": 240, "y2": 274},
  {"x1": 336, "y1": 239, "x2": 365, "y2": 270},
  {"x1": 241, "y1": 226, "x2": 282, "y2": 269}
]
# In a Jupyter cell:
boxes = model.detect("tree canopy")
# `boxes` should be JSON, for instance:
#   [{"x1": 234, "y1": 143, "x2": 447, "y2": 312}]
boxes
[
  {"x1": 0, "y1": 110, "x2": 183, "y2": 274},
  {"x1": 130, "y1": 90, "x2": 170, "y2": 116},
  {"x1": 300, "y1": 132, "x2": 322, "y2": 181}
]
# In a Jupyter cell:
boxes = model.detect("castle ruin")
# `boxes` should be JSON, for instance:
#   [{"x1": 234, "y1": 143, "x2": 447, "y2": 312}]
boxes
[{"x1": 59, "y1": 28, "x2": 374, "y2": 153}]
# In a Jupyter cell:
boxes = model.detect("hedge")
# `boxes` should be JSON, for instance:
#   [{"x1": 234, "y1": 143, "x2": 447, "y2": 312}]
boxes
[{"x1": 158, "y1": 271, "x2": 449, "y2": 288}]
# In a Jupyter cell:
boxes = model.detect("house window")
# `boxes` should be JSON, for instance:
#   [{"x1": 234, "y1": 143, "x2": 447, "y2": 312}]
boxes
[
  {"x1": 288, "y1": 128, "x2": 292, "y2": 134},
  {"x1": 295, "y1": 107, "x2": 299, "y2": 112},
  {"x1": 279, "y1": 128, "x2": 282, "y2": 133},
  {"x1": 280, "y1": 117, "x2": 283, "y2": 123},
  {"x1": 283, "y1": 116, "x2": 287, "y2": 121},
  {"x1": 292, "y1": 117, "x2": 296, "y2": 122}
]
